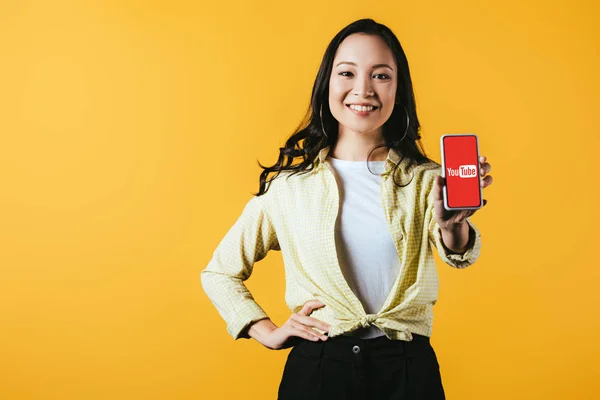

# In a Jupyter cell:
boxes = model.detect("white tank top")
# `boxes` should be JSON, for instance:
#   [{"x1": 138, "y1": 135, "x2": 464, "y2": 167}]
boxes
[{"x1": 326, "y1": 156, "x2": 403, "y2": 339}]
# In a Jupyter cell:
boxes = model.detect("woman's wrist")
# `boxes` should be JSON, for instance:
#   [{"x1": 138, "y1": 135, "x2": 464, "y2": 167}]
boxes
[
  {"x1": 439, "y1": 221, "x2": 470, "y2": 253},
  {"x1": 246, "y1": 318, "x2": 277, "y2": 342}
]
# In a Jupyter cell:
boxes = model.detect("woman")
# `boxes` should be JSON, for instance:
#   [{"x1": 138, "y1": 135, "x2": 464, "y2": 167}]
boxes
[{"x1": 201, "y1": 18, "x2": 493, "y2": 399}]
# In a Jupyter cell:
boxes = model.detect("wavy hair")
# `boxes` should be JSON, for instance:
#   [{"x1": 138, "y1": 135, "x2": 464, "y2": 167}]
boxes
[{"x1": 253, "y1": 18, "x2": 434, "y2": 196}]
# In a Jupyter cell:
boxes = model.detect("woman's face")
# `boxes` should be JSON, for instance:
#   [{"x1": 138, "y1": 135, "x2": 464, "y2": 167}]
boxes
[{"x1": 328, "y1": 33, "x2": 398, "y2": 140}]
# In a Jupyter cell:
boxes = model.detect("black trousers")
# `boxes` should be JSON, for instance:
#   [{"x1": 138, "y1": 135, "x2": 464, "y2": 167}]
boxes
[{"x1": 277, "y1": 333, "x2": 445, "y2": 400}]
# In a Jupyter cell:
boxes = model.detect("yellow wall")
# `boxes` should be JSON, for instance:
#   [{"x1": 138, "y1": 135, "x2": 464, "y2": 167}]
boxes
[{"x1": 1, "y1": 1, "x2": 598, "y2": 399}]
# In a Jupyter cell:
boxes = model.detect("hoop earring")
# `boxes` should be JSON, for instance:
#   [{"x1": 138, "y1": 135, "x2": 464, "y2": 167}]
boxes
[
  {"x1": 399, "y1": 103, "x2": 410, "y2": 142},
  {"x1": 319, "y1": 103, "x2": 328, "y2": 138}
]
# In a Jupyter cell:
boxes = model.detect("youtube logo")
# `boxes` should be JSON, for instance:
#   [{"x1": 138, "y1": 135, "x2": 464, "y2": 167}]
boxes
[{"x1": 446, "y1": 165, "x2": 477, "y2": 178}]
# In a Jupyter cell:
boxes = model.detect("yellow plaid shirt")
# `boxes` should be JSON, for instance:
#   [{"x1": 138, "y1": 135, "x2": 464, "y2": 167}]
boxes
[{"x1": 201, "y1": 145, "x2": 482, "y2": 341}]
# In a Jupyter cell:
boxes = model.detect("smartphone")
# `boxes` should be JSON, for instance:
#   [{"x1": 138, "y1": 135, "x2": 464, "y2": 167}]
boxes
[{"x1": 440, "y1": 134, "x2": 483, "y2": 211}]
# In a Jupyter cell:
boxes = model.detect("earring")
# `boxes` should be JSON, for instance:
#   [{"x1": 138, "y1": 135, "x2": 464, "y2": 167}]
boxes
[
  {"x1": 319, "y1": 103, "x2": 328, "y2": 138},
  {"x1": 399, "y1": 103, "x2": 410, "y2": 142}
]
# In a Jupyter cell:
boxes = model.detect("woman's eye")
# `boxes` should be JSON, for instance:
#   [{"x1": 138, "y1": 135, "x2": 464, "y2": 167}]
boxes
[{"x1": 338, "y1": 71, "x2": 390, "y2": 80}]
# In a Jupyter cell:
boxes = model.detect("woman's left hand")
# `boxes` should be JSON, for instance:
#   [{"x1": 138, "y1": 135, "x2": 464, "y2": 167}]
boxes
[{"x1": 433, "y1": 156, "x2": 493, "y2": 230}]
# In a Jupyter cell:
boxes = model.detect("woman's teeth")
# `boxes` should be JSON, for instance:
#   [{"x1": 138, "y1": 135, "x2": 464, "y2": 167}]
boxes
[{"x1": 348, "y1": 104, "x2": 376, "y2": 111}]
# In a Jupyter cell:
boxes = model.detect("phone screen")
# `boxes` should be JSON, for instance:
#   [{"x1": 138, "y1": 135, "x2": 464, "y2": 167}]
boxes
[{"x1": 442, "y1": 135, "x2": 482, "y2": 209}]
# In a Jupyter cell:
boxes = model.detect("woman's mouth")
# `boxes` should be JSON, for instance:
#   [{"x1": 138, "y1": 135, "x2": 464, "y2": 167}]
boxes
[{"x1": 346, "y1": 104, "x2": 378, "y2": 116}]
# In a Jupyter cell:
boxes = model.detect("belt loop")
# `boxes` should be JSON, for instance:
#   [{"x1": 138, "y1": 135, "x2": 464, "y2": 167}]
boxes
[
  {"x1": 402, "y1": 336, "x2": 409, "y2": 357},
  {"x1": 318, "y1": 338, "x2": 325, "y2": 358}
]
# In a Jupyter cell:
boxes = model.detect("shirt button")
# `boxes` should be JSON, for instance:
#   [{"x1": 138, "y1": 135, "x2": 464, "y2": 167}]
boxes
[{"x1": 352, "y1": 345, "x2": 361, "y2": 354}]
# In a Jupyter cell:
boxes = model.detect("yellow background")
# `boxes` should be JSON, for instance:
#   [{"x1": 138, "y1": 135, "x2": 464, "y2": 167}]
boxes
[{"x1": 1, "y1": 1, "x2": 598, "y2": 399}]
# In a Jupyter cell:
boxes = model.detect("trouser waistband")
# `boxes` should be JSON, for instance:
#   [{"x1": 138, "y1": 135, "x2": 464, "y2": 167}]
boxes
[{"x1": 294, "y1": 333, "x2": 433, "y2": 363}]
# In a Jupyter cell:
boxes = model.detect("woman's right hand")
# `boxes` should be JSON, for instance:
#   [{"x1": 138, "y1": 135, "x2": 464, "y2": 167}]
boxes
[{"x1": 250, "y1": 300, "x2": 332, "y2": 350}]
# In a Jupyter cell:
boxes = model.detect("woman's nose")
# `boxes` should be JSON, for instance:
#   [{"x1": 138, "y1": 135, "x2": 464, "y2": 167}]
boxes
[{"x1": 353, "y1": 78, "x2": 374, "y2": 97}]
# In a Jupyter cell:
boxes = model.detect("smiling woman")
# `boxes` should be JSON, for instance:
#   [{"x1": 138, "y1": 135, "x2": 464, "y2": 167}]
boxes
[{"x1": 201, "y1": 17, "x2": 493, "y2": 400}]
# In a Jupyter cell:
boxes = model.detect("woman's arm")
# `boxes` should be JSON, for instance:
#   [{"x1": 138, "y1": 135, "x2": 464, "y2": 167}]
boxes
[
  {"x1": 427, "y1": 155, "x2": 492, "y2": 266},
  {"x1": 243, "y1": 301, "x2": 331, "y2": 350},
  {"x1": 200, "y1": 195, "x2": 280, "y2": 340}
]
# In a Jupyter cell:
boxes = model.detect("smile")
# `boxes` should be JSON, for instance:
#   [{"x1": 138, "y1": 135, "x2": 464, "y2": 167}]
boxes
[{"x1": 346, "y1": 104, "x2": 378, "y2": 116}]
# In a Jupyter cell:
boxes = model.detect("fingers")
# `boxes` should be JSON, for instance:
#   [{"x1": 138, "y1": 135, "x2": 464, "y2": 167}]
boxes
[
  {"x1": 480, "y1": 174, "x2": 493, "y2": 188},
  {"x1": 299, "y1": 300, "x2": 326, "y2": 316},
  {"x1": 291, "y1": 313, "x2": 331, "y2": 333},
  {"x1": 288, "y1": 315, "x2": 330, "y2": 341},
  {"x1": 478, "y1": 155, "x2": 492, "y2": 188},
  {"x1": 289, "y1": 322, "x2": 327, "y2": 341},
  {"x1": 290, "y1": 300, "x2": 331, "y2": 342},
  {"x1": 479, "y1": 156, "x2": 491, "y2": 176}
]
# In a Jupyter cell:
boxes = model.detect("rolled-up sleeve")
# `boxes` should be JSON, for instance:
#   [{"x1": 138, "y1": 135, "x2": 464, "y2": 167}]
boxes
[
  {"x1": 428, "y1": 214, "x2": 482, "y2": 268},
  {"x1": 200, "y1": 195, "x2": 280, "y2": 339}
]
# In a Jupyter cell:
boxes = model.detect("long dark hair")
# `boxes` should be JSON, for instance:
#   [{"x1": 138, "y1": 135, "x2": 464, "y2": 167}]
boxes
[{"x1": 253, "y1": 18, "x2": 435, "y2": 196}]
